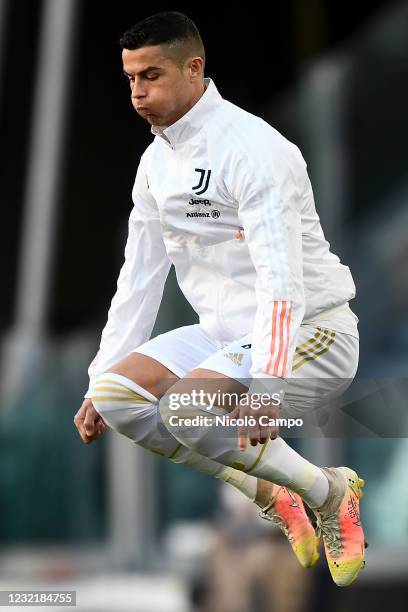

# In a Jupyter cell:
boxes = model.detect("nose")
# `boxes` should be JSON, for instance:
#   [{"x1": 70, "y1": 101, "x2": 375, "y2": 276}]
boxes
[{"x1": 130, "y1": 79, "x2": 146, "y2": 100}]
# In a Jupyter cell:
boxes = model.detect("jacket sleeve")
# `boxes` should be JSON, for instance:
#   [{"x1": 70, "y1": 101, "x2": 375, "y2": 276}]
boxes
[
  {"x1": 85, "y1": 155, "x2": 171, "y2": 397},
  {"x1": 231, "y1": 141, "x2": 306, "y2": 396}
]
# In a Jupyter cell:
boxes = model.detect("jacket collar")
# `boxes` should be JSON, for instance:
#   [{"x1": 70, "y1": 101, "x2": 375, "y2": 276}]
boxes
[{"x1": 150, "y1": 78, "x2": 222, "y2": 148}]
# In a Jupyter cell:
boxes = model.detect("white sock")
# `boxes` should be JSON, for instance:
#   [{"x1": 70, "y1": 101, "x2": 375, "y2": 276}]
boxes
[
  {"x1": 92, "y1": 372, "x2": 259, "y2": 501},
  {"x1": 160, "y1": 396, "x2": 329, "y2": 508},
  {"x1": 170, "y1": 444, "x2": 258, "y2": 500},
  {"x1": 216, "y1": 436, "x2": 329, "y2": 508}
]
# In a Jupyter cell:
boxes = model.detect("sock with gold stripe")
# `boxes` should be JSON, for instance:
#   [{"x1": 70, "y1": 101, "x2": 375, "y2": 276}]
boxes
[
  {"x1": 159, "y1": 393, "x2": 329, "y2": 508},
  {"x1": 91, "y1": 372, "x2": 258, "y2": 501}
]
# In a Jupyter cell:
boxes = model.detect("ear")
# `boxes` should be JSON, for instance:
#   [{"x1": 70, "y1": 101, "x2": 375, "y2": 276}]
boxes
[{"x1": 188, "y1": 57, "x2": 204, "y2": 80}]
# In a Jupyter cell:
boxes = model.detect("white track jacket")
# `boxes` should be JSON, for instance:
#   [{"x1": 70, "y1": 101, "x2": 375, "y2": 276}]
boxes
[{"x1": 86, "y1": 78, "x2": 357, "y2": 396}]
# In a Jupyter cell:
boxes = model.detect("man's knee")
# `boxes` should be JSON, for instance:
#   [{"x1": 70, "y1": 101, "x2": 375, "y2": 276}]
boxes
[
  {"x1": 158, "y1": 388, "x2": 223, "y2": 458},
  {"x1": 90, "y1": 373, "x2": 179, "y2": 456},
  {"x1": 91, "y1": 372, "x2": 157, "y2": 437},
  {"x1": 107, "y1": 352, "x2": 178, "y2": 400}
]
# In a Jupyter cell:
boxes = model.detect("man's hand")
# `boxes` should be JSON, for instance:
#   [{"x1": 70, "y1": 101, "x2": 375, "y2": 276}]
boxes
[
  {"x1": 74, "y1": 399, "x2": 107, "y2": 444},
  {"x1": 229, "y1": 395, "x2": 280, "y2": 451}
]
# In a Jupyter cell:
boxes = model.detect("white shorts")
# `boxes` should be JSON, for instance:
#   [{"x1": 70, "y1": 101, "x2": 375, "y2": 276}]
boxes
[{"x1": 134, "y1": 320, "x2": 359, "y2": 415}]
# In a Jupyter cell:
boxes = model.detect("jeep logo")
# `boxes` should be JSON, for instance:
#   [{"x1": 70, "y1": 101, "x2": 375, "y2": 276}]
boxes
[{"x1": 188, "y1": 198, "x2": 211, "y2": 205}]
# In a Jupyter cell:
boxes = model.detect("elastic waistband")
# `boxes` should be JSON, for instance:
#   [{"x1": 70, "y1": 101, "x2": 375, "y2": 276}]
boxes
[{"x1": 303, "y1": 302, "x2": 349, "y2": 324}]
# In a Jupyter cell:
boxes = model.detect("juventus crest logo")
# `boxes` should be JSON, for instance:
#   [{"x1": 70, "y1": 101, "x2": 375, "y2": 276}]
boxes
[{"x1": 192, "y1": 168, "x2": 211, "y2": 195}]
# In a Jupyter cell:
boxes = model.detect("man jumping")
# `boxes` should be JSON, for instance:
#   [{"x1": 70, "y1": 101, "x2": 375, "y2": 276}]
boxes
[{"x1": 74, "y1": 11, "x2": 365, "y2": 587}]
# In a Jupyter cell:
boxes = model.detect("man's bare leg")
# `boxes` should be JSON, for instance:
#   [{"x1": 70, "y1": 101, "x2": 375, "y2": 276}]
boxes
[
  {"x1": 74, "y1": 354, "x2": 321, "y2": 570},
  {"x1": 161, "y1": 367, "x2": 329, "y2": 508},
  {"x1": 74, "y1": 353, "x2": 177, "y2": 444},
  {"x1": 159, "y1": 368, "x2": 367, "y2": 583},
  {"x1": 75, "y1": 353, "x2": 259, "y2": 500}
]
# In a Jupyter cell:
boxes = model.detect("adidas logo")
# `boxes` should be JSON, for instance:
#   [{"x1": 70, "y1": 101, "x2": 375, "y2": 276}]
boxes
[{"x1": 224, "y1": 352, "x2": 244, "y2": 366}]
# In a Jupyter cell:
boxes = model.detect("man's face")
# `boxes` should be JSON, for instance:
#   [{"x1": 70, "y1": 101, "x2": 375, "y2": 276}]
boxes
[{"x1": 122, "y1": 45, "x2": 198, "y2": 128}]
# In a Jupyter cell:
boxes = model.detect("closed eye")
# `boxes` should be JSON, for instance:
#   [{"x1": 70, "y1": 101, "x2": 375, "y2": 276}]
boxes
[{"x1": 122, "y1": 69, "x2": 162, "y2": 83}]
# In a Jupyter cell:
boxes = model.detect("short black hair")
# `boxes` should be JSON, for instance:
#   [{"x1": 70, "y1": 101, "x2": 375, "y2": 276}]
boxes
[{"x1": 120, "y1": 11, "x2": 205, "y2": 68}]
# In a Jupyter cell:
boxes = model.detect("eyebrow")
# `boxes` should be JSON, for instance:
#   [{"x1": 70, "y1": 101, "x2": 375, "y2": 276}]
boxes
[{"x1": 123, "y1": 66, "x2": 163, "y2": 77}]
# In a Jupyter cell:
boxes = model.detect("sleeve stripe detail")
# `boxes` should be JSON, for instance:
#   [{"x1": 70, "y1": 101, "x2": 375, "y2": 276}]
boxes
[
  {"x1": 281, "y1": 302, "x2": 293, "y2": 376},
  {"x1": 268, "y1": 300, "x2": 279, "y2": 366},
  {"x1": 265, "y1": 300, "x2": 292, "y2": 377},
  {"x1": 274, "y1": 301, "x2": 287, "y2": 376}
]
